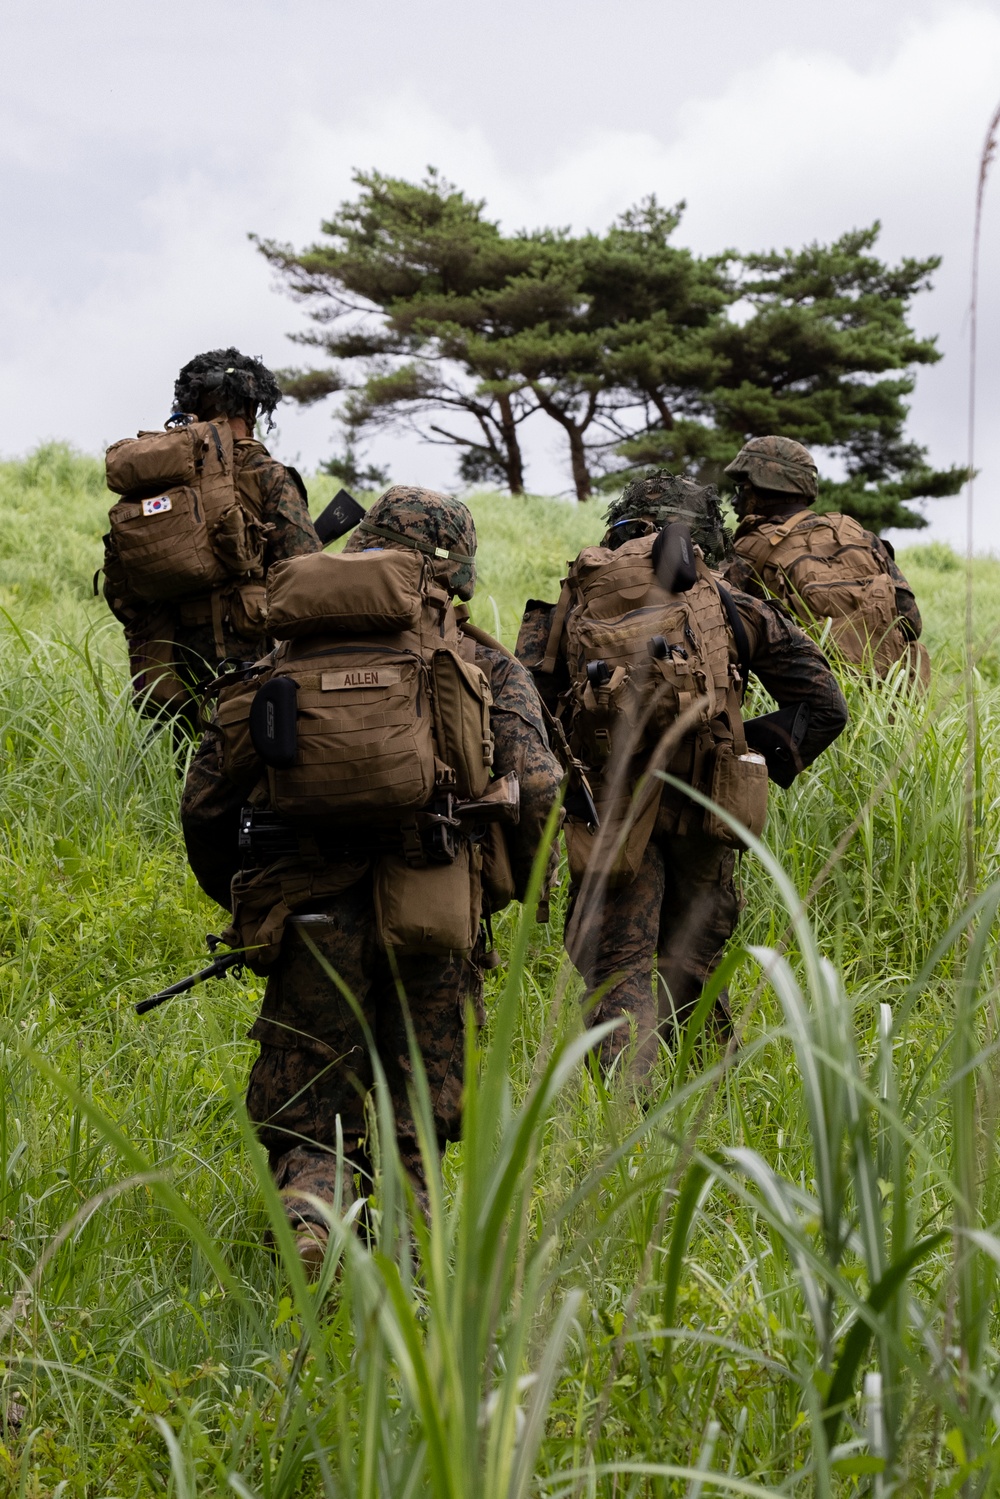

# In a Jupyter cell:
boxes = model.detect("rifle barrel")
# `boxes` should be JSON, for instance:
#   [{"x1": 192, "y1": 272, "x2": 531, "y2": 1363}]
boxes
[{"x1": 135, "y1": 951, "x2": 243, "y2": 1016}]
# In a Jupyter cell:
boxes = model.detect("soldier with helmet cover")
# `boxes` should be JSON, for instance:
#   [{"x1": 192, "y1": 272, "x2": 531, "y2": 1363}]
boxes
[
  {"x1": 181, "y1": 485, "x2": 562, "y2": 1267},
  {"x1": 517, "y1": 469, "x2": 848, "y2": 1075},
  {"x1": 724, "y1": 436, "x2": 927, "y2": 681},
  {"x1": 102, "y1": 347, "x2": 321, "y2": 733}
]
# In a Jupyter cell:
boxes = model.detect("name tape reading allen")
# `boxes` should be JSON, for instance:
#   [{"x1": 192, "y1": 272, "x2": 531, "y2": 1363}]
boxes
[{"x1": 321, "y1": 667, "x2": 402, "y2": 691}]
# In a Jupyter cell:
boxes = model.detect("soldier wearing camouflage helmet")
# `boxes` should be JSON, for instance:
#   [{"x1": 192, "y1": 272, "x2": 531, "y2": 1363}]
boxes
[
  {"x1": 724, "y1": 436, "x2": 927, "y2": 679},
  {"x1": 603, "y1": 470, "x2": 733, "y2": 567},
  {"x1": 101, "y1": 347, "x2": 320, "y2": 738},
  {"x1": 516, "y1": 467, "x2": 849, "y2": 1076},
  {"x1": 342, "y1": 483, "x2": 478, "y2": 598},
  {"x1": 181, "y1": 485, "x2": 562, "y2": 1267}
]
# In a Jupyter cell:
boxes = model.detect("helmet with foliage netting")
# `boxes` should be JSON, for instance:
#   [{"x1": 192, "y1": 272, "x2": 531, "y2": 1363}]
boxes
[
  {"x1": 343, "y1": 485, "x2": 478, "y2": 601},
  {"x1": 603, "y1": 470, "x2": 732, "y2": 566},
  {"x1": 724, "y1": 436, "x2": 818, "y2": 499},
  {"x1": 173, "y1": 348, "x2": 283, "y2": 429}
]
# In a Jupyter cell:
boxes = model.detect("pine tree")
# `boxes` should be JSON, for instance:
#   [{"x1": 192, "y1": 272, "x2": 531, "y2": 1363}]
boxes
[
  {"x1": 258, "y1": 182, "x2": 965, "y2": 527},
  {"x1": 615, "y1": 226, "x2": 966, "y2": 530}
]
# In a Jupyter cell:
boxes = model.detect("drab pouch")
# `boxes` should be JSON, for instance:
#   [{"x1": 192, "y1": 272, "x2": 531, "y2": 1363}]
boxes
[
  {"x1": 216, "y1": 676, "x2": 260, "y2": 778},
  {"x1": 265, "y1": 550, "x2": 425, "y2": 639},
  {"x1": 481, "y1": 822, "x2": 516, "y2": 910},
  {"x1": 564, "y1": 786, "x2": 661, "y2": 889},
  {"x1": 226, "y1": 855, "x2": 370, "y2": 973},
  {"x1": 226, "y1": 582, "x2": 267, "y2": 641},
  {"x1": 210, "y1": 502, "x2": 268, "y2": 578},
  {"x1": 374, "y1": 842, "x2": 482, "y2": 955},
  {"x1": 702, "y1": 747, "x2": 769, "y2": 846},
  {"x1": 431, "y1": 648, "x2": 494, "y2": 798},
  {"x1": 105, "y1": 426, "x2": 200, "y2": 495}
]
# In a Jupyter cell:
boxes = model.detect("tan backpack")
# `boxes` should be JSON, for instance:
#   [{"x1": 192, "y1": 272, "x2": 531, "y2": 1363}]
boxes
[
  {"x1": 215, "y1": 549, "x2": 495, "y2": 958},
  {"x1": 733, "y1": 510, "x2": 906, "y2": 674},
  {"x1": 544, "y1": 531, "x2": 767, "y2": 860},
  {"x1": 105, "y1": 419, "x2": 268, "y2": 602},
  {"x1": 216, "y1": 549, "x2": 494, "y2": 827}
]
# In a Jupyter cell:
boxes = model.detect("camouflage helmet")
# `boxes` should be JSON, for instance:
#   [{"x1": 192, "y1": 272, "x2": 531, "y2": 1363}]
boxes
[
  {"x1": 173, "y1": 347, "x2": 283, "y2": 430},
  {"x1": 343, "y1": 485, "x2": 477, "y2": 601},
  {"x1": 603, "y1": 470, "x2": 732, "y2": 567},
  {"x1": 724, "y1": 436, "x2": 818, "y2": 500}
]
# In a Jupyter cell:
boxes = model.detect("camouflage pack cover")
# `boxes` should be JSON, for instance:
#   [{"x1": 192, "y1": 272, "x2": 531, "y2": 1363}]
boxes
[
  {"x1": 604, "y1": 471, "x2": 732, "y2": 566},
  {"x1": 724, "y1": 436, "x2": 819, "y2": 500},
  {"x1": 344, "y1": 485, "x2": 478, "y2": 601}
]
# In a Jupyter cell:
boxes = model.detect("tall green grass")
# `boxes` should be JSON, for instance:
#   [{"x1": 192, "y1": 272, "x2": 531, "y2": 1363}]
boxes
[{"x1": 1, "y1": 444, "x2": 1000, "y2": 1493}]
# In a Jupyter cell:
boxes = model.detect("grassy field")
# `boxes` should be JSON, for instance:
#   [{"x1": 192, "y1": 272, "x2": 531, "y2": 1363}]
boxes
[{"x1": 1, "y1": 443, "x2": 1000, "y2": 1495}]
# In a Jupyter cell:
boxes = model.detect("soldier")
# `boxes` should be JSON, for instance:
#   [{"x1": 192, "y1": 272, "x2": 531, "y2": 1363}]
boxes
[
  {"x1": 181, "y1": 486, "x2": 562, "y2": 1266},
  {"x1": 517, "y1": 470, "x2": 849, "y2": 1076},
  {"x1": 723, "y1": 436, "x2": 928, "y2": 682},
  {"x1": 102, "y1": 348, "x2": 320, "y2": 734}
]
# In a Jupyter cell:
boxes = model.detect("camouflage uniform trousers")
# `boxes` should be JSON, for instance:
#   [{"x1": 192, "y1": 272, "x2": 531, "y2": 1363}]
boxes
[
  {"x1": 568, "y1": 829, "x2": 739, "y2": 1073},
  {"x1": 245, "y1": 876, "x2": 483, "y2": 1224}
]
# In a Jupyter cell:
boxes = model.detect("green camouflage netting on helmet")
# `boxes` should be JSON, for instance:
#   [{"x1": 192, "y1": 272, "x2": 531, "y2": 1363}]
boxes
[
  {"x1": 173, "y1": 348, "x2": 283, "y2": 430},
  {"x1": 724, "y1": 436, "x2": 819, "y2": 500},
  {"x1": 343, "y1": 485, "x2": 478, "y2": 601},
  {"x1": 603, "y1": 470, "x2": 732, "y2": 566}
]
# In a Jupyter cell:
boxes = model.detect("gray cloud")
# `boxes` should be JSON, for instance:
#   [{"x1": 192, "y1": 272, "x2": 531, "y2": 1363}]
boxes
[{"x1": 2, "y1": 0, "x2": 999, "y2": 547}]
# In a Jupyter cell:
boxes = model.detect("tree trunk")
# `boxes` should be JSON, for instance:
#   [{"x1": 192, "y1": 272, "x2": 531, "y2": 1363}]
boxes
[
  {"x1": 567, "y1": 426, "x2": 592, "y2": 501},
  {"x1": 530, "y1": 386, "x2": 596, "y2": 501},
  {"x1": 497, "y1": 392, "x2": 525, "y2": 494},
  {"x1": 648, "y1": 389, "x2": 675, "y2": 429}
]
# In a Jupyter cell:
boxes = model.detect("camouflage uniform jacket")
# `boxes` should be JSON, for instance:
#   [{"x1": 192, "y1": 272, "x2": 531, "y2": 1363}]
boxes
[
  {"x1": 103, "y1": 434, "x2": 321, "y2": 667},
  {"x1": 181, "y1": 639, "x2": 563, "y2": 917},
  {"x1": 727, "y1": 504, "x2": 922, "y2": 641}
]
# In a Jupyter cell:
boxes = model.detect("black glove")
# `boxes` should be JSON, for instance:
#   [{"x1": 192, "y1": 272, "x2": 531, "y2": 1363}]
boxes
[{"x1": 743, "y1": 702, "x2": 811, "y2": 789}]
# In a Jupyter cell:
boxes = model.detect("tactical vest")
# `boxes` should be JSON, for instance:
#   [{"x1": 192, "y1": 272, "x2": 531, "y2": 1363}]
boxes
[
  {"x1": 733, "y1": 510, "x2": 907, "y2": 675},
  {"x1": 105, "y1": 419, "x2": 269, "y2": 604},
  {"x1": 543, "y1": 532, "x2": 768, "y2": 869}
]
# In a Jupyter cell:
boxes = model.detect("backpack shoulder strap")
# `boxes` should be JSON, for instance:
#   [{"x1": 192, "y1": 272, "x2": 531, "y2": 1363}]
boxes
[
  {"x1": 715, "y1": 581, "x2": 752, "y2": 699},
  {"x1": 540, "y1": 579, "x2": 573, "y2": 676},
  {"x1": 761, "y1": 509, "x2": 813, "y2": 548}
]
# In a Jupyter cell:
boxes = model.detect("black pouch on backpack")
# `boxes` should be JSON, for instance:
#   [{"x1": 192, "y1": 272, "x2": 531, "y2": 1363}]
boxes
[
  {"x1": 651, "y1": 522, "x2": 698, "y2": 594},
  {"x1": 249, "y1": 676, "x2": 299, "y2": 768}
]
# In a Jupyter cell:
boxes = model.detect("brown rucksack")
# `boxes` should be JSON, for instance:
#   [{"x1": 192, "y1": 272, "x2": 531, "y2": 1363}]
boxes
[
  {"x1": 542, "y1": 531, "x2": 767, "y2": 868},
  {"x1": 217, "y1": 549, "x2": 494, "y2": 826},
  {"x1": 215, "y1": 549, "x2": 495, "y2": 958},
  {"x1": 733, "y1": 510, "x2": 907, "y2": 675},
  {"x1": 105, "y1": 419, "x2": 269, "y2": 603}
]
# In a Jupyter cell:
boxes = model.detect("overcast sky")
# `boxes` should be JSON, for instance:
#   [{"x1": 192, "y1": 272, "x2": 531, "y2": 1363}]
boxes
[{"x1": 3, "y1": 0, "x2": 1000, "y2": 549}]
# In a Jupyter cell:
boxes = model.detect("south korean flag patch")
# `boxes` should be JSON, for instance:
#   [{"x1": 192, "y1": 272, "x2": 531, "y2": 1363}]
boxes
[{"x1": 142, "y1": 495, "x2": 172, "y2": 516}]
